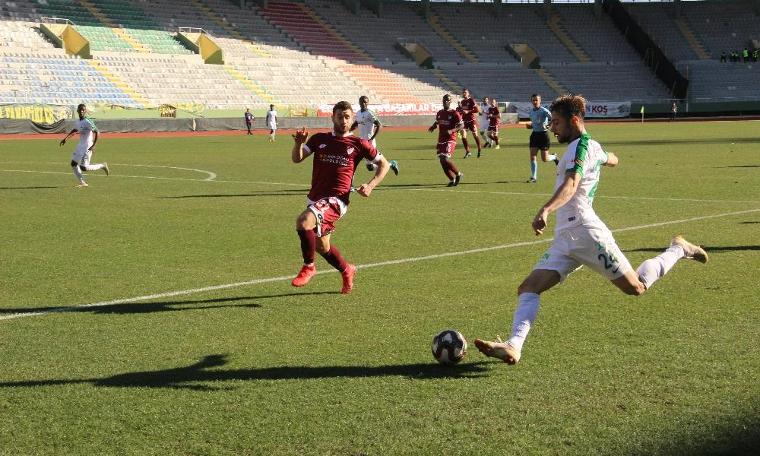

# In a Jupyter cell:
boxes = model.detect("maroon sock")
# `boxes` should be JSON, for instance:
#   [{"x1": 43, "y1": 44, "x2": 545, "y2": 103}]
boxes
[
  {"x1": 320, "y1": 246, "x2": 348, "y2": 272},
  {"x1": 440, "y1": 160, "x2": 454, "y2": 179},
  {"x1": 297, "y1": 229, "x2": 316, "y2": 264},
  {"x1": 448, "y1": 160, "x2": 460, "y2": 176}
]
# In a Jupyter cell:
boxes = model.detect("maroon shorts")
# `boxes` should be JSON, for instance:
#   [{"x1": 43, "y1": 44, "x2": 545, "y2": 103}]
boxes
[
  {"x1": 308, "y1": 197, "x2": 346, "y2": 237},
  {"x1": 488, "y1": 125, "x2": 499, "y2": 133},
  {"x1": 436, "y1": 140, "x2": 456, "y2": 158},
  {"x1": 463, "y1": 119, "x2": 478, "y2": 132}
]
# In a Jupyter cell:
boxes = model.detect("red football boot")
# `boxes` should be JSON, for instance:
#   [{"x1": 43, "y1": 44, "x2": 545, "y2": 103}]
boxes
[
  {"x1": 340, "y1": 264, "x2": 356, "y2": 294},
  {"x1": 291, "y1": 264, "x2": 316, "y2": 287}
]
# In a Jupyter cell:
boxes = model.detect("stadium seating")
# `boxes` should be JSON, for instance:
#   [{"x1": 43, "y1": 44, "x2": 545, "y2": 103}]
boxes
[
  {"x1": 0, "y1": 52, "x2": 140, "y2": 106},
  {"x1": 677, "y1": 60, "x2": 759, "y2": 102},
  {"x1": 0, "y1": 0, "x2": 757, "y2": 111},
  {"x1": 626, "y1": 4, "x2": 701, "y2": 62}
]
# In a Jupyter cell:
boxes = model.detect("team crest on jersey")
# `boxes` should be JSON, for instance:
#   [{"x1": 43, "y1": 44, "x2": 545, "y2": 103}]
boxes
[
  {"x1": 319, "y1": 144, "x2": 327, "y2": 149},
  {"x1": 346, "y1": 147, "x2": 355, "y2": 155}
]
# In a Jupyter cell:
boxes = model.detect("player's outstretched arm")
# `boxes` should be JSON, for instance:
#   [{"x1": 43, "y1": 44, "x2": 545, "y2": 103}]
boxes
[
  {"x1": 291, "y1": 127, "x2": 310, "y2": 163},
  {"x1": 428, "y1": 121, "x2": 438, "y2": 133},
  {"x1": 356, "y1": 155, "x2": 390, "y2": 197},
  {"x1": 59, "y1": 129, "x2": 77, "y2": 146},
  {"x1": 532, "y1": 171, "x2": 581, "y2": 235},
  {"x1": 604, "y1": 152, "x2": 619, "y2": 167}
]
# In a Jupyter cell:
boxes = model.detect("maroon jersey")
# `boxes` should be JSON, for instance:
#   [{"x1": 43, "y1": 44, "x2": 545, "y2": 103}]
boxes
[
  {"x1": 488, "y1": 106, "x2": 501, "y2": 128},
  {"x1": 459, "y1": 97, "x2": 479, "y2": 122},
  {"x1": 436, "y1": 109, "x2": 463, "y2": 142},
  {"x1": 304, "y1": 132, "x2": 377, "y2": 204}
]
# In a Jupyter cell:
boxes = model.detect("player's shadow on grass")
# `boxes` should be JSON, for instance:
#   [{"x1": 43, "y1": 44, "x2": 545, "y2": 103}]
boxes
[
  {"x1": 0, "y1": 354, "x2": 490, "y2": 391},
  {"x1": 625, "y1": 245, "x2": 760, "y2": 253},
  {"x1": 161, "y1": 189, "x2": 308, "y2": 199},
  {"x1": 0, "y1": 186, "x2": 60, "y2": 190},
  {"x1": 0, "y1": 291, "x2": 338, "y2": 316}
]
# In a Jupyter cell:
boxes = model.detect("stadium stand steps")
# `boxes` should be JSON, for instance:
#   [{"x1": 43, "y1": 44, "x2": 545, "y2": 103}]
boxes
[
  {"x1": 189, "y1": 0, "x2": 271, "y2": 58},
  {"x1": 427, "y1": 12, "x2": 478, "y2": 64},
  {"x1": 87, "y1": 59, "x2": 150, "y2": 107},
  {"x1": 546, "y1": 11, "x2": 591, "y2": 63},
  {"x1": 430, "y1": 68, "x2": 463, "y2": 96},
  {"x1": 223, "y1": 65, "x2": 276, "y2": 104},
  {"x1": 674, "y1": 18, "x2": 711, "y2": 60},
  {"x1": 535, "y1": 68, "x2": 566, "y2": 96},
  {"x1": 78, "y1": 0, "x2": 150, "y2": 53}
]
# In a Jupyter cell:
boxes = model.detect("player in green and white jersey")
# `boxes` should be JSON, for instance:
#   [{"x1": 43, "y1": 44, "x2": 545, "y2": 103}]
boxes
[
  {"x1": 474, "y1": 94, "x2": 708, "y2": 365},
  {"x1": 351, "y1": 96, "x2": 399, "y2": 176}
]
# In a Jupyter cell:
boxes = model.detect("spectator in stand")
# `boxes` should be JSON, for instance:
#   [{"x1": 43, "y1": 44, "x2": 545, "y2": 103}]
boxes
[
  {"x1": 742, "y1": 48, "x2": 750, "y2": 63},
  {"x1": 753, "y1": 49, "x2": 759, "y2": 62},
  {"x1": 731, "y1": 50, "x2": 739, "y2": 62},
  {"x1": 720, "y1": 51, "x2": 727, "y2": 63}
]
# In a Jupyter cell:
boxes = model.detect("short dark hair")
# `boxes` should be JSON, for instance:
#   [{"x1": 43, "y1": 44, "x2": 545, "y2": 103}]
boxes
[
  {"x1": 332, "y1": 100, "x2": 353, "y2": 114},
  {"x1": 550, "y1": 94, "x2": 586, "y2": 120},
  {"x1": 359, "y1": 96, "x2": 369, "y2": 104},
  {"x1": 531, "y1": 94, "x2": 540, "y2": 99},
  {"x1": 77, "y1": 103, "x2": 86, "y2": 111}
]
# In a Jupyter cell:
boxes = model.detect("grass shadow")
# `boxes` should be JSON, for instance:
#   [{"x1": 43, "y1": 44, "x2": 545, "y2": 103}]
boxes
[
  {"x1": 0, "y1": 291, "x2": 339, "y2": 316},
  {"x1": 0, "y1": 354, "x2": 491, "y2": 391}
]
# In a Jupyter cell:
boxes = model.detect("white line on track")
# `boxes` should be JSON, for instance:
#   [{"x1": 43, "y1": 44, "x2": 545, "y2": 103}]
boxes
[{"x1": 3, "y1": 207, "x2": 759, "y2": 322}]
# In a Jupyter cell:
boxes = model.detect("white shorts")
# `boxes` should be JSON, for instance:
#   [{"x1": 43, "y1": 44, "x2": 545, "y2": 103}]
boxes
[
  {"x1": 71, "y1": 145, "x2": 92, "y2": 166},
  {"x1": 534, "y1": 223, "x2": 633, "y2": 282},
  {"x1": 267, "y1": 123, "x2": 277, "y2": 131}
]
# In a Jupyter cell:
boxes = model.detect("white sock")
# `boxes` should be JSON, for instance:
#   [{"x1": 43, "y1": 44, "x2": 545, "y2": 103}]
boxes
[
  {"x1": 83, "y1": 163, "x2": 103, "y2": 171},
  {"x1": 72, "y1": 166, "x2": 84, "y2": 183},
  {"x1": 636, "y1": 245, "x2": 684, "y2": 289},
  {"x1": 547, "y1": 154, "x2": 557, "y2": 161},
  {"x1": 508, "y1": 292, "x2": 540, "y2": 352}
]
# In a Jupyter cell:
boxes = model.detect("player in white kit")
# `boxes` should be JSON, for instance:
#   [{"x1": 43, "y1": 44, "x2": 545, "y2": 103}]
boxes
[
  {"x1": 265, "y1": 104, "x2": 278, "y2": 142},
  {"x1": 351, "y1": 96, "x2": 399, "y2": 175},
  {"x1": 479, "y1": 96, "x2": 491, "y2": 148},
  {"x1": 59, "y1": 104, "x2": 109, "y2": 187},
  {"x1": 474, "y1": 94, "x2": 708, "y2": 365}
]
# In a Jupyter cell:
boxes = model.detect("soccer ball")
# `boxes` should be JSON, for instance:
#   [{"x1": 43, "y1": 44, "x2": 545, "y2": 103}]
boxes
[{"x1": 431, "y1": 330, "x2": 467, "y2": 365}]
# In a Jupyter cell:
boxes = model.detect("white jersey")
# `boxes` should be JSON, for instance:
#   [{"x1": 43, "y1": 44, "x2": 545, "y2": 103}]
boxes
[
  {"x1": 354, "y1": 108, "x2": 379, "y2": 145},
  {"x1": 554, "y1": 132, "x2": 609, "y2": 232},
  {"x1": 265, "y1": 110, "x2": 277, "y2": 129},
  {"x1": 76, "y1": 117, "x2": 97, "y2": 149},
  {"x1": 479, "y1": 102, "x2": 489, "y2": 129}
]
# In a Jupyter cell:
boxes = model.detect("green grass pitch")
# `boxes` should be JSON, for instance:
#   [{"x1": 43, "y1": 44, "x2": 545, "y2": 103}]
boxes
[{"x1": 1, "y1": 121, "x2": 759, "y2": 455}]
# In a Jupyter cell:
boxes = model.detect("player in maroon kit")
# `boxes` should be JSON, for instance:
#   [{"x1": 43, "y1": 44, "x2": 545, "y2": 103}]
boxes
[
  {"x1": 458, "y1": 88, "x2": 482, "y2": 158},
  {"x1": 290, "y1": 101, "x2": 390, "y2": 294},
  {"x1": 429, "y1": 94, "x2": 464, "y2": 187},
  {"x1": 487, "y1": 98, "x2": 501, "y2": 149}
]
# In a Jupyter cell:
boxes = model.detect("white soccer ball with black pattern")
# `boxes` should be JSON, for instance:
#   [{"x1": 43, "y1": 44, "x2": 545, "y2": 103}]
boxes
[{"x1": 431, "y1": 329, "x2": 467, "y2": 365}]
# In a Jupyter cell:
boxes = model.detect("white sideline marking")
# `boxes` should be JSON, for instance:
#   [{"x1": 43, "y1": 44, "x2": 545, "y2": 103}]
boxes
[
  {"x1": 111, "y1": 164, "x2": 217, "y2": 181},
  {"x1": 0, "y1": 169, "x2": 305, "y2": 187},
  {"x1": 2, "y1": 207, "x2": 759, "y2": 322},
  {"x1": 2, "y1": 168, "x2": 758, "y2": 204},
  {"x1": 405, "y1": 188, "x2": 760, "y2": 205}
]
